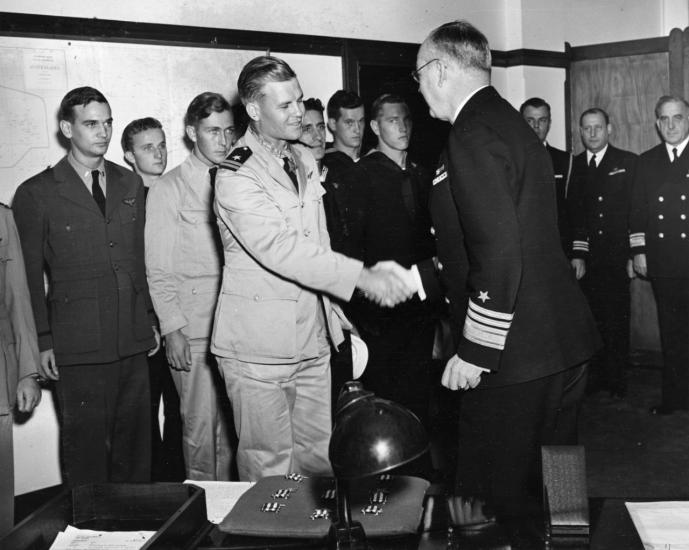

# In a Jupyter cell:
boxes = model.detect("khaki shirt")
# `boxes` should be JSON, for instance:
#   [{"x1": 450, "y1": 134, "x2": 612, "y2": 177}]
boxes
[
  {"x1": 145, "y1": 153, "x2": 222, "y2": 346},
  {"x1": 0, "y1": 207, "x2": 39, "y2": 414}
]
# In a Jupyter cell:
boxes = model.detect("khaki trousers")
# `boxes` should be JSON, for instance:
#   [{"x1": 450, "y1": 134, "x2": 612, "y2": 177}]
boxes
[
  {"x1": 217, "y1": 352, "x2": 332, "y2": 481},
  {"x1": 170, "y1": 347, "x2": 234, "y2": 480}
]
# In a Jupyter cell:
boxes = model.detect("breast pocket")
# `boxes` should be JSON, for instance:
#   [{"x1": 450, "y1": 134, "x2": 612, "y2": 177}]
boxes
[
  {"x1": 47, "y1": 218, "x2": 100, "y2": 261},
  {"x1": 49, "y1": 280, "x2": 101, "y2": 353},
  {"x1": 214, "y1": 274, "x2": 298, "y2": 360},
  {"x1": 179, "y1": 209, "x2": 222, "y2": 273}
]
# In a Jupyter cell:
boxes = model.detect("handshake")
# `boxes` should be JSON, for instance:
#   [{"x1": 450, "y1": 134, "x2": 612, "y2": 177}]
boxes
[{"x1": 356, "y1": 261, "x2": 419, "y2": 307}]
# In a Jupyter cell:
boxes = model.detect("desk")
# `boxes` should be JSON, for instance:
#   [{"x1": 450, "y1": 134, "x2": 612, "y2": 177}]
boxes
[
  {"x1": 196, "y1": 495, "x2": 649, "y2": 549},
  {"x1": 2, "y1": 484, "x2": 668, "y2": 550}
]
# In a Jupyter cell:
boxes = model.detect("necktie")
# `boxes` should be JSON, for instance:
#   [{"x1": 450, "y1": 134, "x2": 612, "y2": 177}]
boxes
[
  {"x1": 673, "y1": 147, "x2": 679, "y2": 162},
  {"x1": 91, "y1": 170, "x2": 105, "y2": 215},
  {"x1": 282, "y1": 157, "x2": 299, "y2": 192},
  {"x1": 589, "y1": 154, "x2": 597, "y2": 169},
  {"x1": 209, "y1": 166, "x2": 218, "y2": 188}
]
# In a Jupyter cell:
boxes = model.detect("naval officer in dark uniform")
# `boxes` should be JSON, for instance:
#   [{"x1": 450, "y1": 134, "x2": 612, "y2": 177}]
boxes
[
  {"x1": 568, "y1": 107, "x2": 637, "y2": 397},
  {"x1": 414, "y1": 21, "x2": 600, "y2": 534},
  {"x1": 631, "y1": 95, "x2": 689, "y2": 415},
  {"x1": 520, "y1": 97, "x2": 573, "y2": 255}
]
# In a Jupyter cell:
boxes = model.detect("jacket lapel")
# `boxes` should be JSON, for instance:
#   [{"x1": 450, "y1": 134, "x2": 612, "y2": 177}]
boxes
[{"x1": 53, "y1": 157, "x2": 103, "y2": 215}]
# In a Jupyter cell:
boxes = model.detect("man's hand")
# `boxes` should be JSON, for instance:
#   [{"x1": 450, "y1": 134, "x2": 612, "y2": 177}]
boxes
[
  {"x1": 39, "y1": 349, "x2": 59, "y2": 380},
  {"x1": 164, "y1": 329, "x2": 192, "y2": 371},
  {"x1": 356, "y1": 262, "x2": 415, "y2": 307},
  {"x1": 633, "y1": 253, "x2": 647, "y2": 277},
  {"x1": 626, "y1": 258, "x2": 636, "y2": 279},
  {"x1": 441, "y1": 355, "x2": 484, "y2": 390},
  {"x1": 148, "y1": 325, "x2": 161, "y2": 356},
  {"x1": 16, "y1": 376, "x2": 42, "y2": 413},
  {"x1": 570, "y1": 258, "x2": 586, "y2": 280},
  {"x1": 447, "y1": 496, "x2": 495, "y2": 528}
]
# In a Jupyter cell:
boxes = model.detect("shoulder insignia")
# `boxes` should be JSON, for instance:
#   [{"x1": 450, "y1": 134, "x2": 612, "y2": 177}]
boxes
[{"x1": 220, "y1": 146, "x2": 253, "y2": 172}]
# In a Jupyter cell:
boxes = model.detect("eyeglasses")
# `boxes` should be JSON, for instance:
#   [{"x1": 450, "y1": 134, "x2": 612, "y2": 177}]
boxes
[{"x1": 411, "y1": 59, "x2": 439, "y2": 83}]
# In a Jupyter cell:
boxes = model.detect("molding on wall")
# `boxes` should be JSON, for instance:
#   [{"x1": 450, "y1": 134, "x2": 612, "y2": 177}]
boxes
[{"x1": 570, "y1": 36, "x2": 669, "y2": 61}]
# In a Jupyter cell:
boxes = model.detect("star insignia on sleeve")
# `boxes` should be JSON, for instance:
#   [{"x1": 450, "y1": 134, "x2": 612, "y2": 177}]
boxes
[{"x1": 478, "y1": 291, "x2": 490, "y2": 303}]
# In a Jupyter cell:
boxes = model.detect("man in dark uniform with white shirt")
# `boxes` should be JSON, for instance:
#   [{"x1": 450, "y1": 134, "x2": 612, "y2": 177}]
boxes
[
  {"x1": 13, "y1": 86, "x2": 158, "y2": 487},
  {"x1": 414, "y1": 21, "x2": 600, "y2": 536},
  {"x1": 568, "y1": 107, "x2": 637, "y2": 397},
  {"x1": 520, "y1": 97, "x2": 573, "y2": 255},
  {"x1": 631, "y1": 95, "x2": 689, "y2": 415}
]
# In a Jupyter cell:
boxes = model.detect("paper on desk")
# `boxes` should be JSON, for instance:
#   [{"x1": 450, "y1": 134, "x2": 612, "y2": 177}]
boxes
[
  {"x1": 48, "y1": 525, "x2": 154, "y2": 550},
  {"x1": 626, "y1": 501, "x2": 689, "y2": 549},
  {"x1": 184, "y1": 480, "x2": 255, "y2": 523}
]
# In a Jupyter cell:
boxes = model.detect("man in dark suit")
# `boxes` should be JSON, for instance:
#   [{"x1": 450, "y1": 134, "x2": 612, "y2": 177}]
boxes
[
  {"x1": 631, "y1": 95, "x2": 689, "y2": 415},
  {"x1": 568, "y1": 108, "x2": 637, "y2": 397},
  {"x1": 349, "y1": 94, "x2": 441, "y2": 445},
  {"x1": 414, "y1": 21, "x2": 600, "y2": 531},
  {"x1": 520, "y1": 97, "x2": 573, "y2": 255},
  {"x1": 13, "y1": 86, "x2": 158, "y2": 487}
]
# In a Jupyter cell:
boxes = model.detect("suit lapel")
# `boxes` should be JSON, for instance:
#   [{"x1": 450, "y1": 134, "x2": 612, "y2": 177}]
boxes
[{"x1": 53, "y1": 157, "x2": 103, "y2": 215}]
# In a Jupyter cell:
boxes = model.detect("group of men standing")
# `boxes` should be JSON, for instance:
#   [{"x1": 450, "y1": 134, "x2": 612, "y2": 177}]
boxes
[
  {"x1": 2, "y1": 16, "x2": 688, "y2": 548},
  {"x1": 522, "y1": 90, "x2": 689, "y2": 417}
]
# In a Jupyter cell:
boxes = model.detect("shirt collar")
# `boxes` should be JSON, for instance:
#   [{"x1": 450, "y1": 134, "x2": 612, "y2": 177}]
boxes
[
  {"x1": 586, "y1": 144, "x2": 608, "y2": 166},
  {"x1": 250, "y1": 126, "x2": 293, "y2": 162},
  {"x1": 67, "y1": 150, "x2": 105, "y2": 184},
  {"x1": 666, "y1": 135, "x2": 689, "y2": 160},
  {"x1": 452, "y1": 85, "x2": 489, "y2": 123}
]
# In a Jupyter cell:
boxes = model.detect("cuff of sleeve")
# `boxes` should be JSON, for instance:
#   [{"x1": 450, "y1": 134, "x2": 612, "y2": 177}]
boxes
[
  {"x1": 629, "y1": 232, "x2": 645, "y2": 249},
  {"x1": 38, "y1": 333, "x2": 53, "y2": 353},
  {"x1": 410, "y1": 265, "x2": 426, "y2": 301},
  {"x1": 160, "y1": 315, "x2": 188, "y2": 337}
]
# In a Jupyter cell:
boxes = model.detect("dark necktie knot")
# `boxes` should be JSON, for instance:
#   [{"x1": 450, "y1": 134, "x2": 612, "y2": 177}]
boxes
[
  {"x1": 209, "y1": 166, "x2": 218, "y2": 187},
  {"x1": 673, "y1": 147, "x2": 679, "y2": 162},
  {"x1": 91, "y1": 170, "x2": 105, "y2": 215},
  {"x1": 589, "y1": 154, "x2": 597, "y2": 169}
]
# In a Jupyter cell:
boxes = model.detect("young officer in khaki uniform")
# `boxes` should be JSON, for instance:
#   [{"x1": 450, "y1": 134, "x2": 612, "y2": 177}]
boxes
[
  {"x1": 0, "y1": 205, "x2": 41, "y2": 537},
  {"x1": 145, "y1": 93, "x2": 236, "y2": 480},
  {"x1": 212, "y1": 56, "x2": 414, "y2": 482}
]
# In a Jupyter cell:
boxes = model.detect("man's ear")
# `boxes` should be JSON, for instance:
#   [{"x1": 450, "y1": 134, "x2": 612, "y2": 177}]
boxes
[
  {"x1": 59, "y1": 120, "x2": 72, "y2": 140},
  {"x1": 370, "y1": 119, "x2": 380, "y2": 137},
  {"x1": 327, "y1": 118, "x2": 337, "y2": 134},
  {"x1": 185, "y1": 125, "x2": 197, "y2": 144},
  {"x1": 124, "y1": 150, "x2": 136, "y2": 167},
  {"x1": 246, "y1": 101, "x2": 260, "y2": 121},
  {"x1": 607, "y1": 124, "x2": 613, "y2": 136}
]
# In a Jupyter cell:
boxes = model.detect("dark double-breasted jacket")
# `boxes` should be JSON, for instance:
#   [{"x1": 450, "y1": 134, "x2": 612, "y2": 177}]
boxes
[
  {"x1": 630, "y1": 143, "x2": 689, "y2": 278},
  {"x1": 420, "y1": 86, "x2": 600, "y2": 387},
  {"x1": 12, "y1": 156, "x2": 155, "y2": 366}
]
